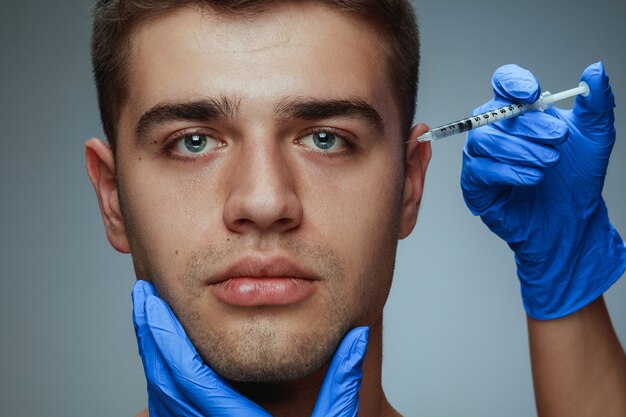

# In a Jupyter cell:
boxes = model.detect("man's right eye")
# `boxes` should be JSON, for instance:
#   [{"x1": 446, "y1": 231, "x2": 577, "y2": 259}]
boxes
[{"x1": 171, "y1": 133, "x2": 224, "y2": 157}]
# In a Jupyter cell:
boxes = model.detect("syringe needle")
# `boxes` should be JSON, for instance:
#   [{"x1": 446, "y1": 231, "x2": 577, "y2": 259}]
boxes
[{"x1": 409, "y1": 82, "x2": 589, "y2": 143}]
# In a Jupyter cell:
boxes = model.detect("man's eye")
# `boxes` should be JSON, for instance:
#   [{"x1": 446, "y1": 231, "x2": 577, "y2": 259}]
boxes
[
  {"x1": 299, "y1": 131, "x2": 346, "y2": 152},
  {"x1": 173, "y1": 133, "x2": 222, "y2": 155}
]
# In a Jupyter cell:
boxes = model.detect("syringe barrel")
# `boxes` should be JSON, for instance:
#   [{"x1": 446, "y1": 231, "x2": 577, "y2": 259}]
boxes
[
  {"x1": 428, "y1": 119, "x2": 473, "y2": 141},
  {"x1": 428, "y1": 102, "x2": 529, "y2": 141}
]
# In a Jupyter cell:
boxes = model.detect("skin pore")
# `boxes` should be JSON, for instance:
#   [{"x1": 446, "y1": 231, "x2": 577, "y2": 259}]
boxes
[{"x1": 86, "y1": 2, "x2": 431, "y2": 416}]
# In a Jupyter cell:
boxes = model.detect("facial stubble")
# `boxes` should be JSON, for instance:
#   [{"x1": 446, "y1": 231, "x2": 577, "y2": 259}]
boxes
[{"x1": 164, "y1": 238, "x2": 358, "y2": 383}]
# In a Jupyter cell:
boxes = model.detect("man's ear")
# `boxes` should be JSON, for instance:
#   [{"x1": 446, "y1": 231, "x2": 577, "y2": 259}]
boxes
[
  {"x1": 85, "y1": 138, "x2": 131, "y2": 253},
  {"x1": 398, "y1": 123, "x2": 432, "y2": 239}
]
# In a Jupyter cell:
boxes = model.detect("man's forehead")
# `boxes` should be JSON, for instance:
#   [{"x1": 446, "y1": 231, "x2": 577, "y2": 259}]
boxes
[
  {"x1": 129, "y1": 2, "x2": 378, "y2": 53},
  {"x1": 120, "y1": 2, "x2": 396, "y2": 134}
]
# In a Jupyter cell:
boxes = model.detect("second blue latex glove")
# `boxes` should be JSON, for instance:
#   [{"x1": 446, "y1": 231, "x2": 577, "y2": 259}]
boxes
[
  {"x1": 461, "y1": 62, "x2": 626, "y2": 320},
  {"x1": 132, "y1": 280, "x2": 369, "y2": 417}
]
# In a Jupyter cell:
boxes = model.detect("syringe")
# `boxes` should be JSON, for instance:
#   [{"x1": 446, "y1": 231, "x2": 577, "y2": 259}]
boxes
[{"x1": 411, "y1": 82, "x2": 590, "y2": 143}]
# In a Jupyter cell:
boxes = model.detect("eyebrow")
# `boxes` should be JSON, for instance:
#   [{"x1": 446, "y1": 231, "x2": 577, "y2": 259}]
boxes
[
  {"x1": 134, "y1": 95, "x2": 385, "y2": 141},
  {"x1": 135, "y1": 96, "x2": 240, "y2": 142},
  {"x1": 274, "y1": 97, "x2": 385, "y2": 134}
]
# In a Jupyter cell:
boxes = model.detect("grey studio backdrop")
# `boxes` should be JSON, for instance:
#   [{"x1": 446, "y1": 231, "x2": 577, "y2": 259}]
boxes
[{"x1": 0, "y1": 0, "x2": 624, "y2": 416}]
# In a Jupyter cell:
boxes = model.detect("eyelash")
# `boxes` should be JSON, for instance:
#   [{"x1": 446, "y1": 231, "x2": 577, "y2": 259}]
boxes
[{"x1": 162, "y1": 126, "x2": 356, "y2": 161}]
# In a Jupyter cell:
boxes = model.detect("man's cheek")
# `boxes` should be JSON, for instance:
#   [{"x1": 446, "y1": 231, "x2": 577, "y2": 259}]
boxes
[
  {"x1": 335, "y1": 178, "x2": 400, "y2": 274},
  {"x1": 320, "y1": 187, "x2": 398, "y2": 270},
  {"x1": 122, "y1": 185, "x2": 212, "y2": 279},
  {"x1": 129, "y1": 174, "x2": 216, "y2": 235},
  {"x1": 331, "y1": 180, "x2": 400, "y2": 236}
]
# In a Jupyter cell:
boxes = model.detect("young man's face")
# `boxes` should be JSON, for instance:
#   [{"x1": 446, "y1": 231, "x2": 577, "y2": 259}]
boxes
[{"x1": 88, "y1": 2, "x2": 429, "y2": 382}]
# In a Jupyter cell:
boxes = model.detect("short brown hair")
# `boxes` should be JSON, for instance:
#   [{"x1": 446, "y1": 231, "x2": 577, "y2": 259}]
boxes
[{"x1": 91, "y1": 0, "x2": 420, "y2": 153}]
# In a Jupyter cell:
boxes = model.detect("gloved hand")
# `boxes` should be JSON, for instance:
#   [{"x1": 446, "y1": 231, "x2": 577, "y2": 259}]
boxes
[
  {"x1": 132, "y1": 280, "x2": 369, "y2": 416},
  {"x1": 461, "y1": 62, "x2": 626, "y2": 320}
]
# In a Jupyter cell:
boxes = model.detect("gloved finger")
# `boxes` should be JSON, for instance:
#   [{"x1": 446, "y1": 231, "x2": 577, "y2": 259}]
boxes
[
  {"x1": 495, "y1": 110, "x2": 569, "y2": 145},
  {"x1": 145, "y1": 295, "x2": 212, "y2": 380},
  {"x1": 147, "y1": 393, "x2": 179, "y2": 417},
  {"x1": 461, "y1": 152, "x2": 543, "y2": 215},
  {"x1": 541, "y1": 63, "x2": 616, "y2": 185},
  {"x1": 145, "y1": 295, "x2": 271, "y2": 416},
  {"x1": 466, "y1": 126, "x2": 562, "y2": 168},
  {"x1": 492, "y1": 64, "x2": 541, "y2": 104},
  {"x1": 147, "y1": 388, "x2": 178, "y2": 417},
  {"x1": 132, "y1": 280, "x2": 157, "y2": 331},
  {"x1": 148, "y1": 383, "x2": 199, "y2": 417},
  {"x1": 132, "y1": 282, "x2": 193, "y2": 416},
  {"x1": 132, "y1": 280, "x2": 159, "y2": 367},
  {"x1": 571, "y1": 61, "x2": 616, "y2": 139},
  {"x1": 462, "y1": 152, "x2": 544, "y2": 188},
  {"x1": 311, "y1": 327, "x2": 369, "y2": 417}
]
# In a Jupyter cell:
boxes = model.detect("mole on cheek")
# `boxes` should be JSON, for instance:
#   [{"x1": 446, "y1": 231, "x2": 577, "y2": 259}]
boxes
[{"x1": 175, "y1": 250, "x2": 179, "y2": 255}]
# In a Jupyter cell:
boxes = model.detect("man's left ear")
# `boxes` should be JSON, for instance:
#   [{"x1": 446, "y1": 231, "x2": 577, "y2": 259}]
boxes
[{"x1": 398, "y1": 123, "x2": 431, "y2": 239}]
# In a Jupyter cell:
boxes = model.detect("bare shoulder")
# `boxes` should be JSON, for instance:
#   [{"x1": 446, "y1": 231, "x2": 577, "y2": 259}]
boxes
[{"x1": 134, "y1": 408, "x2": 149, "y2": 417}]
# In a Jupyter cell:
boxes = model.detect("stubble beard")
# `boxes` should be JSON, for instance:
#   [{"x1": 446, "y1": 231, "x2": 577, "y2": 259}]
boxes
[{"x1": 163, "y1": 238, "x2": 359, "y2": 383}]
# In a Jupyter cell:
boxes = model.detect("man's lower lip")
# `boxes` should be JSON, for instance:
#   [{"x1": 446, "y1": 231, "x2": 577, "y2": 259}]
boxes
[{"x1": 210, "y1": 277, "x2": 316, "y2": 307}]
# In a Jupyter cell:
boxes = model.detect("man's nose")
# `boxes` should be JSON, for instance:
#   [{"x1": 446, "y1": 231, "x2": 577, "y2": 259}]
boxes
[{"x1": 223, "y1": 143, "x2": 303, "y2": 235}]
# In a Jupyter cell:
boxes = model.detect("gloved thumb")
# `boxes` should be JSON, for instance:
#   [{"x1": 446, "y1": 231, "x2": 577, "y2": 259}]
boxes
[
  {"x1": 572, "y1": 61, "x2": 616, "y2": 138},
  {"x1": 311, "y1": 327, "x2": 369, "y2": 417},
  {"x1": 491, "y1": 64, "x2": 541, "y2": 104}
]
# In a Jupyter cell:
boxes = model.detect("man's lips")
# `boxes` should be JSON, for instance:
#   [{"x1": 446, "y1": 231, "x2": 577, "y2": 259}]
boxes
[
  {"x1": 212, "y1": 277, "x2": 316, "y2": 307},
  {"x1": 207, "y1": 256, "x2": 318, "y2": 307}
]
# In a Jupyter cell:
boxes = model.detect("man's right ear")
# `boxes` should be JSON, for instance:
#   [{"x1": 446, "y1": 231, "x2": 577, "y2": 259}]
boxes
[{"x1": 85, "y1": 138, "x2": 131, "y2": 253}]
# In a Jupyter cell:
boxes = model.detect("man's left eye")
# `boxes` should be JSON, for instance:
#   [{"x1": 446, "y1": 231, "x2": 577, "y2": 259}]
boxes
[{"x1": 299, "y1": 131, "x2": 346, "y2": 152}]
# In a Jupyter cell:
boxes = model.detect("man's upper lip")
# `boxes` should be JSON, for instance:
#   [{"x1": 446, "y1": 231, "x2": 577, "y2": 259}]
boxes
[{"x1": 206, "y1": 255, "x2": 318, "y2": 285}]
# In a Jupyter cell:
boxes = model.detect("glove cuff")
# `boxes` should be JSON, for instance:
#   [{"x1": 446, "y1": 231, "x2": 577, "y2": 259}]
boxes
[{"x1": 518, "y1": 203, "x2": 626, "y2": 320}]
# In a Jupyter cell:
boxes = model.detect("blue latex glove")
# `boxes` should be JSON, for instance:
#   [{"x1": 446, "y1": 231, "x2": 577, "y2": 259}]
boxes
[
  {"x1": 461, "y1": 62, "x2": 626, "y2": 320},
  {"x1": 132, "y1": 280, "x2": 369, "y2": 416}
]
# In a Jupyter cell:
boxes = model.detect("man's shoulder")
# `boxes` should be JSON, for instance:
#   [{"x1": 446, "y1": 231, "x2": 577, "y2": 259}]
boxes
[{"x1": 134, "y1": 408, "x2": 149, "y2": 417}]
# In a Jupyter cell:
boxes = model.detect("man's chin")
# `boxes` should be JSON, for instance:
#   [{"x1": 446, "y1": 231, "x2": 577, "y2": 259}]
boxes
[
  {"x1": 192, "y1": 320, "x2": 349, "y2": 383},
  {"x1": 212, "y1": 351, "x2": 329, "y2": 383}
]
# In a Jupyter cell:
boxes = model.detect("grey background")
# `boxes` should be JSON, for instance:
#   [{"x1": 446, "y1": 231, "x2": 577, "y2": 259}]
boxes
[{"x1": 0, "y1": 0, "x2": 624, "y2": 416}]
